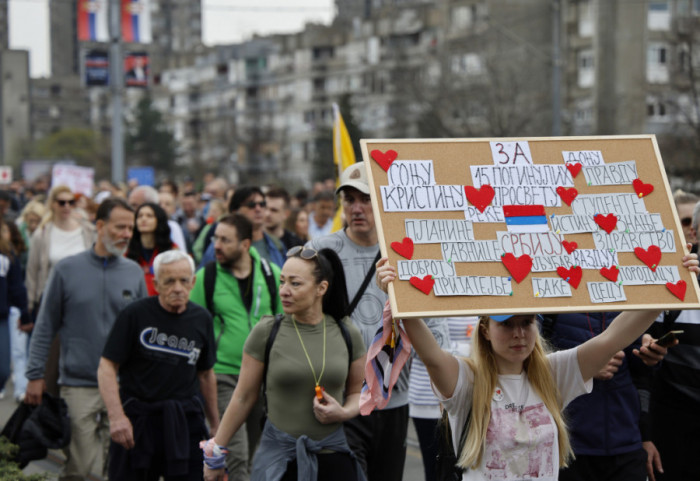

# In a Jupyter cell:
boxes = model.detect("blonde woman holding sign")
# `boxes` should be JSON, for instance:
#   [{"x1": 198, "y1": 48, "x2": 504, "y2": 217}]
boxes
[{"x1": 375, "y1": 251, "x2": 699, "y2": 481}]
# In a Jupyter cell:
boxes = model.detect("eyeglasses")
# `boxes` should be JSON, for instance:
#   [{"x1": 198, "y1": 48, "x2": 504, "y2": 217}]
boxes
[
  {"x1": 56, "y1": 199, "x2": 76, "y2": 207},
  {"x1": 245, "y1": 201, "x2": 266, "y2": 209},
  {"x1": 681, "y1": 217, "x2": 692, "y2": 227},
  {"x1": 286, "y1": 246, "x2": 318, "y2": 260}
]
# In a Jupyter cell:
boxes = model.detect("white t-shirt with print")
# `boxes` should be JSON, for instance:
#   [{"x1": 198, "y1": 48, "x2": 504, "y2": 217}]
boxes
[{"x1": 436, "y1": 347, "x2": 592, "y2": 481}]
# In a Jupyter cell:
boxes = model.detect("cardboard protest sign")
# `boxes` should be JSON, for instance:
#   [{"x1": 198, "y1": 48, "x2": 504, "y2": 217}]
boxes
[
  {"x1": 361, "y1": 135, "x2": 700, "y2": 318},
  {"x1": 52, "y1": 164, "x2": 94, "y2": 197}
]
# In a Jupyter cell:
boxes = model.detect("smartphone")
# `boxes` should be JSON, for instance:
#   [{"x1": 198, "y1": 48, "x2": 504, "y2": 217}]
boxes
[{"x1": 657, "y1": 330, "x2": 684, "y2": 348}]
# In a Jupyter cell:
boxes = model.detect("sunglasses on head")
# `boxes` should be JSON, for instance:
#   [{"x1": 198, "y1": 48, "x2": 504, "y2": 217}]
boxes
[
  {"x1": 56, "y1": 199, "x2": 76, "y2": 207},
  {"x1": 286, "y1": 246, "x2": 318, "y2": 260},
  {"x1": 245, "y1": 201, "x2": 266, "y2": 209},
  {"x1": 682, "y1": 217, "x2": 693, "y2": 227}
]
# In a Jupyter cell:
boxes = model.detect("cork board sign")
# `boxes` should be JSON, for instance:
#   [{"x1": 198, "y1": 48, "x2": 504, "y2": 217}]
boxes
[{"x1": 360, "y1": 135, "x2": 700, "y2": 319}]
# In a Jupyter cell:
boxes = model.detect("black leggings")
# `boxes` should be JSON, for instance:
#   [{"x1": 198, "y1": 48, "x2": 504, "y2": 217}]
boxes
[{"x1": 280, "y1": 452, "x2": 358, "y2": 481}]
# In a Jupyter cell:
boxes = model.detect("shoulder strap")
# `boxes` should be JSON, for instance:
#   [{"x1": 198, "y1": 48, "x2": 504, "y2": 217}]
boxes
[
  {"x1": 664, "y1": 310, "x2": 681, "y2": 329},
  {"x1": 259, "y1": 257, "x2": 278, "y2": 313},
  {"x1": 336, "y1": 318, "x2": 354, "y2": 372},
  {"x1": 346, "y1": 251, "x2": 381, "y2": 318},
  {"x1": 262, "y1": 313, "x2": 285, "y2": 414},
  {"x1": 203, "y1": 261, "x2": 217, "y2": 316},
  {"x1": 204, "y1": 261, "x2": 227, "y2": 348}
]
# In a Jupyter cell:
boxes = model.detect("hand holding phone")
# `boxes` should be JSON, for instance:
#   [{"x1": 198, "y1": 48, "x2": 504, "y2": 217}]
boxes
[{"x1": 656, "y1": 330, "x2": 684, "y2": 348}]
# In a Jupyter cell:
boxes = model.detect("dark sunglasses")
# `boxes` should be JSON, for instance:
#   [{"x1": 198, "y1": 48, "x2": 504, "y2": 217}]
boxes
[
  {"x1": 56, "y1": 199, "x2": 76, "y2": 207},
  {"x1": 681, "y1": 217, "x2": 693, "y2": 227},
  {"x1": 286, "y1": 246, "x2": 318, "y2": 260},
  {"x1": 245, "y1": 201, "x2": 266, "y2": 209}
]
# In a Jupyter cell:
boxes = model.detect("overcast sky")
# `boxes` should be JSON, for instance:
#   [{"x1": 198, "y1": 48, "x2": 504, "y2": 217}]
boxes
[{"x1": 9, "y1": 0, "x2": 334, "y2": 78}]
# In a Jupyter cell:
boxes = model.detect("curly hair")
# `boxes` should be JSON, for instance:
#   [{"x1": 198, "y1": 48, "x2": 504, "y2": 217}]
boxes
[{"x1": 126, "y1": 202, "x2": 173, "y2": 263}]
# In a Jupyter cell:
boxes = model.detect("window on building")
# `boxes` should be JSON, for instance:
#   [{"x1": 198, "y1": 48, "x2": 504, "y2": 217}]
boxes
[
  {"x1": 578, "y1": 0, "x2": 594, "y2": 37},
  {"x1": 648, "y1": 1, "x2": 670, "y2": 30},
  {"x1": 647, "y1": 44, "x2": 670, "y2": 83},
  {"x1": 451, "y1": 6, "x2": 471, "y2": 31},
  {"x1": 578, "y1": 49, "x2": 595, "y2": 88},
  {"x1": 647, "y1": 98, "x2": 668, "y2": 120},
  {"x1": 648, "y1": 44, "x2": 667, "y2": 64},
  {"x1": 694, "y1": 0, "x2": 700, "y2": 14}
]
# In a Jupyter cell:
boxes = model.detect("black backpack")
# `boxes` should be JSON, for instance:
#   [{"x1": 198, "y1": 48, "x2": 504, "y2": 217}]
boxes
[{"x1": 436, "y1": 406, "x2": 472, "y2": 481}]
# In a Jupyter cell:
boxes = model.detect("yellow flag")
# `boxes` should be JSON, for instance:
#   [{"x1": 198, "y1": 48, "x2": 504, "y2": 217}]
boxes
[{"x1": 331, "y1": 103, "x2": 356, "y2": 232}]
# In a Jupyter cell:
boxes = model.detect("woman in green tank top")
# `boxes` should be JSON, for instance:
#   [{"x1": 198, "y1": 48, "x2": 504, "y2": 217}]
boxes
[{"x1": 203, "y1": 246, "x2": 367, "y2": 481}]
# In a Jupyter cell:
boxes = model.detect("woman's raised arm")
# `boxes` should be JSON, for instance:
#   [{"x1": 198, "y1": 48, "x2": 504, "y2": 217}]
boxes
[{"x1": 376, "y1": 257, "x2": 460, "y2": 398}]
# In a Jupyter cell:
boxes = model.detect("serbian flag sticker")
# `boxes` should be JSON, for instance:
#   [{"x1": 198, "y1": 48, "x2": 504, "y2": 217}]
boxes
[{"x1": 503, "y1": 205, "x2": 549, "y2": 233}]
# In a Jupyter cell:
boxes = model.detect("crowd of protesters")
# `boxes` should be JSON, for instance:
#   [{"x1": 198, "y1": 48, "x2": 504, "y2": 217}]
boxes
[{"x1": 0, "y1": 171, "x2": 697, "y2": 481}]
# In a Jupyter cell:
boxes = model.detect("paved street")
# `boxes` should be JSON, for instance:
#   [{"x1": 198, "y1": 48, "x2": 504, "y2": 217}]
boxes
[{"x1": 0, "y1": 378, "x2": 425, "y2": 480}]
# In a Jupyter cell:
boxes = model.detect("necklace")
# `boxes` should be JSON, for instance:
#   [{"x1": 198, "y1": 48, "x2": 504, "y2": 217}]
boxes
[{"x1": 292, "y1": 315, "x2": 326, "y2": 399}]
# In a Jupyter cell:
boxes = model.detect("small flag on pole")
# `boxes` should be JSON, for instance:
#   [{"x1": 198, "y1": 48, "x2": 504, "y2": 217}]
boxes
[
  {"x1": 503, "y1": 205, "x2": 549, "y2": 233},
  {"x1": 77, "y1": 0, "x2": 109, "y2": 42},
  {"x1": 331, "y1": 103, "x2": 356, "y2": 232},
  {"x1": 121, "y1": 0, "x2": 152, "y2": 44}
]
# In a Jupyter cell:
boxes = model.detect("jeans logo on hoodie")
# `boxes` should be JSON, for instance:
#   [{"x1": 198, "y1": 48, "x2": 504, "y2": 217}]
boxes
[{"x1": 139, "y1": 327, "x2": 201, "y2": 365}]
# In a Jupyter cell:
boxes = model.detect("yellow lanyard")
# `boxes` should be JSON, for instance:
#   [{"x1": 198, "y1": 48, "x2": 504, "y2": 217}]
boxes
[{"x1": 292, "y1": 315, "x2": 326, "y2": 388}]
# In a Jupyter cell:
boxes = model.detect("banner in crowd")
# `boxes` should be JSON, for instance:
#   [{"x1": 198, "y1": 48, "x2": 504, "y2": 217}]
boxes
[
  {"x1": 362, "y1": 135, "x2": 700, "y2": 318},
  {"x1": 52, "y1": 164, "x2": 95, "y2": 198}
]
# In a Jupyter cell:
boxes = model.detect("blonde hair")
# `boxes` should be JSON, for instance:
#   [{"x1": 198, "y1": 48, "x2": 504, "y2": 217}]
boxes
[
  {"x1": 457, "y1": 315, "x2": 573, "y2": 469},
  {"x1": 40, "y1": 185, "x2": 74, "y2": 227},
  {"x1": 21, "y1": 200, "x2": 46, "y2": 223}
]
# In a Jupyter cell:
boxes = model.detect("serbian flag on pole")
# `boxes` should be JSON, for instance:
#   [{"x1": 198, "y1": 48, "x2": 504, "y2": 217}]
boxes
[
  {"x1": 331, "y1": 103, "x2": 356, "y2": 232},
  {"x1": 77, "y1": 0, "x2": 109, "y2": 42},
  {"x1": 121, "y1": 0, "x2": 152, "y2": 44},
  {"x1": 359, "y1": 300, "x2": 412, "y2": 415},
  {"x1": 503, "y1": 205, "x2": 549, "y2": 233}
]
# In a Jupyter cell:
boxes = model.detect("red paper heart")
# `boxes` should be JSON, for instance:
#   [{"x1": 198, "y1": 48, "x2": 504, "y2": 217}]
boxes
[
  {"x1": 410, "y1": 275, "x2": 435, "y2": 295},
  {"x1": 556, "y1": 187, "x2": 579, "y2": 206},
  {"x1": 566, "y1": 162, "x2": 582, "y2": 178},
  {"x1": 557, "y1": 265, "x2": 583, "y2": 289},
  {"x1": 370, "y1": 149, "x2": 398, "y2": 171},
  {"x1": 632, "y1": 178, "x2": 654, "y2": 198},
  {"x1": 666, "y1": 280, "x2": 687, "y2": 301},
  {"x1": 464, "y1": 185, "x2": 495, "y2": 213},
  {"x1": 501, "y1": 253, "x2": 533, "y2": 284},
  {"x1": 391, "y1": 237, "x2": 414, "y2": 260},
  {"x1": 600, "y1": 265, "x2": 619, "y2": 282},
  {"x1": 634, "y1": 245, "x2": 662, "y2": 272},
  {"x1": 562, "y1": 240, "x2": 578, "y2": 254},
  {"x1": 594, "y1": 213, "x2": 617, "y2": 234}
]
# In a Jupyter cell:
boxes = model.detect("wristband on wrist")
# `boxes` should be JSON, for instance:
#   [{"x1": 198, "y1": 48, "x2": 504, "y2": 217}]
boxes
[{"x1": 199, "y1": 438, "x2": 229, "y2": 470}]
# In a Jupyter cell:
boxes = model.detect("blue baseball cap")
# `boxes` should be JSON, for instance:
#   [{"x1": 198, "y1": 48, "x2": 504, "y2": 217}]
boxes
[{"x1": 490, "y1": 314, "x2": 544, "y2": 322}]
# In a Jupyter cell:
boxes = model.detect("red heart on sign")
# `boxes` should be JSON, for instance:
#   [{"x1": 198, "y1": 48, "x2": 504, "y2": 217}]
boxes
[
  {"x1": 594, "y1": 213, "x2": 617, "y2": 234},
  {"x1": 556, "y1": 187, "x2": 578, "y2": 206},
  {"x1": 464, "y1": 185, "x2": 495, "y2": 213},
  {"x1": 566, "y1": 162, "x2": 582, "y2": 178},
  {"x1": 600, "y1": 265, "x2": 619, "y2": 282},
  {"x1": 634, "y1": 245, "x2": 662, "y2": 272},
  {"x1": 501, "y1": 253, "x2": 533, "y2": 284},
  {"x1": 562, "y1": 240, "x2": 578, "y2": 254},
  {"x1": 632, "y1": 178, "x2": 654, "y2": 198},
  {"x1": 371, "y1": 149, "x2": 398, "y2": 171},
  {"x1": 410, "y1": 275, "x2": 435, "y2": 295},
  {"x1": 557, "y1": 265, "x2": 583, "y2": 289},
  {"x1": 666, "y1": 280, "x2": 687, "y2": 301},
  {"x1": 391, "y1": 237, "x2": 414, "y2": 260}
]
